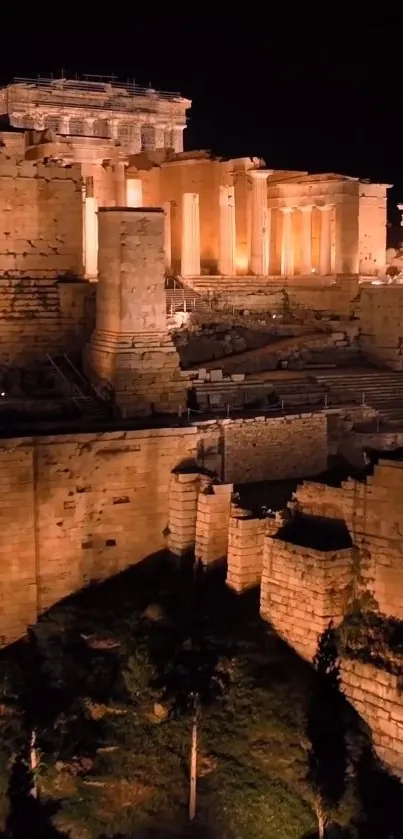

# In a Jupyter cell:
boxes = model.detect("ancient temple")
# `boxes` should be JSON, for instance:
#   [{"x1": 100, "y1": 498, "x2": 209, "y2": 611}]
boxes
[{"x1": 0, "y1": 75, "x2": 389, "y2": 285}]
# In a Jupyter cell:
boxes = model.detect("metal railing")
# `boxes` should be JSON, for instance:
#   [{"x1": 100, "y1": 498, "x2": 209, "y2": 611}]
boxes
[{"x1": 10, "y1": 76, "x2": 185, "y2": 106}]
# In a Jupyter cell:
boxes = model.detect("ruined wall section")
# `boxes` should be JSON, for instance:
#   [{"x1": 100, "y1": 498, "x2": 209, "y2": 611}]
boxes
[
  {"x1": 0, "y1": 161, "x2": 83, "y2": 278},
  {"x1": 0, "y1": 440, "x2": 37, "y2": 645},
  {"x1": 358, "y1": 184, "x2": 388, "y2": 276},
  {"x1": 0, "y1": 427, "x2": 200, "y2": 642},
  {"x1": 222, "y1": 412, "x2": 327, "y2": 483},
  {"x1": 0, "y1": 411, "x2": 329, "y2": 645},
  {"x1": 294, "y1": 461, "x2": 403, "y2": 621},
  {"x1": 260, "y1": 538, "x2": 353, "y2": 659},
  {"x1": 341, "y1": 658, "x2": 403, "y2": 774},
  {"x1": 0, "y1": 279, "x2": 95, "y2": 364},
  {"x1": 358, "y1": 286, "x2": 403, "y2": 370}
]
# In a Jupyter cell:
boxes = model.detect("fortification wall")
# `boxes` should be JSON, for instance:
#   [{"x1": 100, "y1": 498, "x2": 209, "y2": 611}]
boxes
[
  {"x1": 341, "y1": 658, "x2": 403, "y2": 774},
  {"x1": 260, "y1": 538, "x2": 352, "y2": 660},
  {"x1": 293, "y1": 462, "x2": 403, "y2": 621},
  {"x1": 0, "y1": 161, "x2": 83, "y2": 279},
  {"x1": 232, "y1": 459, "x2": 403, "y2": 775},
  {"x1": 0, "y1": 279, "x2": 95, "y2": 364},
  {"x1": 358, "y1": 286, "x2": 403, "y2": 370},
  {"x1": 0, "y1": 410, "x2": 327, "y2": 645}
]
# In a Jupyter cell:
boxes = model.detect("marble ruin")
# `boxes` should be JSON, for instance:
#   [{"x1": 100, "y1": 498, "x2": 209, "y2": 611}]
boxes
[{"x1": 0, "y1": 74, "x2": 403, "y2": 773}]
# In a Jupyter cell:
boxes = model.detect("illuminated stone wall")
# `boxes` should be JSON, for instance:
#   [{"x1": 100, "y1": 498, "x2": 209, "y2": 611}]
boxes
[
  {"x1": 0, "y1": 279, "x2": 95, "y2": 364},
  {"x1": 0, "y1": 410, "x2": 327, "y2": 645},
  {"x1": 0, "y1": 161, "x2": 83, "y2": 278},
  {"x1": 359, "y1": 285, "x2": 403, "y2": 370}
]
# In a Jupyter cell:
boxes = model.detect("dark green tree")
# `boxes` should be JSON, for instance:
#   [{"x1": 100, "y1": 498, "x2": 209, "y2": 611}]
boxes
[
  {"x1": 306, "y1": 623, "x2": 347, "y2": 838},
  {"x1": 150, "y1": 560, "x2": 230, "y2": 822}
]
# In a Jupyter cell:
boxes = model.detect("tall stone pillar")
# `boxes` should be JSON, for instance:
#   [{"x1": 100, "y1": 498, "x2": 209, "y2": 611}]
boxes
[
  {"x1": 83, "y1": 118, "x2": 95, "y2": 136},
  {"x1": 281, "y1": 207, "x2": 294, "y2": 276},
  {"x1": 319, "y1": 205, "x2": 332, "y2": 275},
  {"x1": 172, "y1": 126, "x2": 185, "y2": 153},
  {"x1": 83, "y1": 177, "x2": 98, "y2": 282},
  {"x1": 109, "y1": 119, "x2": 119, "y2": 140},
  {"x1": 129, "y1": 125, "x2": 142, "y2": 155},
  {"x1": 249, "y1": 170, "x2": 270, "y2": 276},
  {"x1": 126, "y1": 178, "x2": 143, "y2": 208},
  {"x1": 155, "y1": 125, "x2": 165, "y2": 148},
  {"x1": 163, "y1": 202, "x2": 172, "y2": 272},
  {"x1": 58, "y1": 115, "x2": 69, "y2": 134},
  {"x1": 84, "y1": 208, "x2": 188, "y2": 416},
  {"x1": 114, "y1": 162, "x2": 126, "y2": 207},
  {"x1": 300, "y1": 206, "x2": 313, "y2": 274},
  {"x1": 219, "y1": 185, "x2": 236, "y2": 276},
  {"x1": 181, "y1": 193, "x2": 200, "y2": 277}
]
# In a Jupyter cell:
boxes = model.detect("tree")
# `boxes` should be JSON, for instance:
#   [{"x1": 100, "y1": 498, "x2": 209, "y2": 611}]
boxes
[
  {"x1": 306, "y1": 623, "x2": 347, "y2": 838},
  {"x1": 151, "y1": 560, "x2": 230, "y2": 822}
]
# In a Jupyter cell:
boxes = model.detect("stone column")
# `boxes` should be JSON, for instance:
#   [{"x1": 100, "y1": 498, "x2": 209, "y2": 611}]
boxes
[
  {"x1": 108, "y1": 119, "x2": 119, "y2": 139},
  {"x1": 84, "y1": 208, "x2": 187, "y2": 416},
  {"x1": 219, "y1": 185, "x2": 236, "y2": 276},
  {"x1": 181, "y1": 193, "x2": 200, "y2": 277},
  {"x1": 113, "y1": 162, "x2": 126, "y2": 207},
  {"x1": 163, "y1": 202, "x2": 172, "y2": 272},
  {"x1": 319, "y1": 205, "x2": 332, "y2": 275},
  {"x1": 249, "y1": 170, "x2": 270, "y2": 276},
  {"x1": 83, "y1": 177, "x2": 98, "y2": 282},
  {"x1": 58, "y1": 115, "x2": 69, "y2": 134},
  {"x1": 172, "y1": 126, "x2": 185, "y2": 153},
  {"x1": 300, "y1": 206, "x2": 313, "y2": 275},
  {"x1": 281, "y1": 207, "x2": 294, "y2": 276},
  {"x1": 155, "y1": 125, "x2": 165, "y2": 149},
  {"x1": 129, "y1": 124, "x2": 142, "y2": 155},
  {"x1": 83, "y1": 117, "x2": 95, "y2": 136},
  {"x1": 126, "y1": 178, "x2": 143, "y2": 208}
]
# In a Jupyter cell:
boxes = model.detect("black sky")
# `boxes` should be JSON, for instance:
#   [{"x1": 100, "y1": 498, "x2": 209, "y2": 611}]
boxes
[{"x1": 1, "y1": 19, "x2": 402, "y2": 240}]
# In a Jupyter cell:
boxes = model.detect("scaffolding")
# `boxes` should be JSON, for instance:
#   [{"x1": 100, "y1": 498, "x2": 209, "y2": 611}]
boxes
[{"x1": 11, "y1": 75, "x2": 184, "y2": 105}]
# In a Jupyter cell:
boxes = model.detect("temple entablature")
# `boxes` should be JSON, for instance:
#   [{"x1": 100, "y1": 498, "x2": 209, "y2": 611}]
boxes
[{"x1": 0, "y1": 77, "x2": 190, "y2": 155}]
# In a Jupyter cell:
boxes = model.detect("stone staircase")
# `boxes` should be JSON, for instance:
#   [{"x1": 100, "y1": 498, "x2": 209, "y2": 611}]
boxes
[
  {"x1": 166, "y1": 287, "x2": 206, "y2": 314},
  {"x1": 45, "y1": 354, "x2": 113, "y2": 421},
  {"x1": 315, "y1": 369, "x2": 403, "y2": 426}
]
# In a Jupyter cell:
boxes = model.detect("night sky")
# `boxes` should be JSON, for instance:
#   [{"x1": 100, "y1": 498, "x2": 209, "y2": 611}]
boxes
[{"x1": 1, "y1": 20, "x2": 401, "y2": 242}]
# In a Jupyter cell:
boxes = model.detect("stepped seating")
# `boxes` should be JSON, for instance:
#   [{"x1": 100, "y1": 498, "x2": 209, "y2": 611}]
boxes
[{"x1": 316, "y1": 369, "x2": 403, "y2": 426}]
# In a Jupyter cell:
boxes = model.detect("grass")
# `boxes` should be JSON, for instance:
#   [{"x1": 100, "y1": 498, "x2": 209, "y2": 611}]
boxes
[{"x1": 0, "y1": 554, "x2": 401, "y2": 838}]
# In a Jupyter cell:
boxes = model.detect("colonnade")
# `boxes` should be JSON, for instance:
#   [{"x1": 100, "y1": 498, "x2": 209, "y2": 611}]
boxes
[
  {"x1": 179, "y1": 171, "x2": 337, "y2": 278},
  {"x1": 83, "y1": 169, "x2": 338, "y2": 282},
  {"x1": 25, "y1": 112, "x2": 185, "y2": 153}
]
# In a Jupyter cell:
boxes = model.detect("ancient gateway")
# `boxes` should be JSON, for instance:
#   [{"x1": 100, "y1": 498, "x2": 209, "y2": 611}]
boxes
[{"x1": 0, "y1": 75, "x2": 403, "y2": 776}]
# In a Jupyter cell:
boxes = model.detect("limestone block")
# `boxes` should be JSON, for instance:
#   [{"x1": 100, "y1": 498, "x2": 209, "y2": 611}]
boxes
[
  {"x1": 168, "y1": 471, "x2": 201, "y2": 556},
  {"x1": 195, "y1": 483, "x2": 232, "y2": 566}
]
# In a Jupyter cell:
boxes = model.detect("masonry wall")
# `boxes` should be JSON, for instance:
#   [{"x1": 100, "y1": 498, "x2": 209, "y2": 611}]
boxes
[
  {"x1": 0, "y1": 410, "x2": 328, "y2": 645},
  {"x1": 0, "y1": 279, "x2": 95, "y2": 364},
  {"x1": 358, "y1": 184, "x2": 387, "y2": 276},
  {"x1": 341, "y1": 658, "x2": 403, "y2": 774},
  {"x1": 260, "y1": 537, "x2": 352, "y2": 659},
  {"x1": 358, "y1": 286, "x2": 403, "y2": 370},
  {"x1": 294, "y1": 461, "x2": 403, "y2": 621},
  {"x1": 221, "y1": 412, "x2": 328, "y2": 483},
  {"x1": 0, "y1": 161, "x2": 83, "y2": 278}
]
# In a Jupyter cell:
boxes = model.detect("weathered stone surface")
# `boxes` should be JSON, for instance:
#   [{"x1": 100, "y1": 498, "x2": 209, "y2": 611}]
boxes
[{"x1": 84, "y1": 208, "x2": 187, "y2": 416}]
